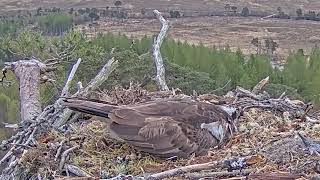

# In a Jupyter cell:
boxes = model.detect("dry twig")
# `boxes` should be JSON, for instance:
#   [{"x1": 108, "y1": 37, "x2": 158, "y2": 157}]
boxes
[
  {"x1": 147, "y1": 155, "x2": 257, "y2": 180},
  {"x1": 59, "y1": 146, "x2": 79, "y2": 171},
  {"x1": 55, "y1": 140, "x2": 66, "y2": 161}
]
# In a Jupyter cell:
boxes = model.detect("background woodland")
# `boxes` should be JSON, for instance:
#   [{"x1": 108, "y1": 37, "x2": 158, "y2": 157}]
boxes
[{"x1": 1, "y1": 11, "x2": 320, "y2": 134}]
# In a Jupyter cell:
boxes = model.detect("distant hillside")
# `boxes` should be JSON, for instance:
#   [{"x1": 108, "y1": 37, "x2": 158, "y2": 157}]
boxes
[{"x1": 1, "y1": 0, "x2": 320, "y2": 13}]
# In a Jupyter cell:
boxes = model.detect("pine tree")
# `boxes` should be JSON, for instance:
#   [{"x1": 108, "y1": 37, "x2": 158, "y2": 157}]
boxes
[
  {"x1": 282, "y1": 51, "x2": 309, "y2": 95},
  {"x1": 303, "y1": 47, "x2": 320, "y2": 102},
  {"x1": 245, "y1": 55, "x2": 273, "y2": 88}
]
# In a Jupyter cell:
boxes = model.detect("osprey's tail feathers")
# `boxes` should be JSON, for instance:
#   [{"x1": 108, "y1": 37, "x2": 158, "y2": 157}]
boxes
[{"x1": 61, "y1": 98, "x2": 117, "y2": 118}]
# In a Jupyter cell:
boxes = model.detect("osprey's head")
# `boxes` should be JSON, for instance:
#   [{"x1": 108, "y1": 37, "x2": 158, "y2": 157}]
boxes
[
  {"x1": 217, "y1": 105, "x2": 237, "y2": 120},
  {"x1": 200, "y1": 105, "x2": 238, "y2": 144}
]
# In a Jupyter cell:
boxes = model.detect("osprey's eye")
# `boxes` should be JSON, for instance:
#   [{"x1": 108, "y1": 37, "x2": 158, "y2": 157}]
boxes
[{"x1": 231, "y1": 111, "x2": 237, "y2": 120}]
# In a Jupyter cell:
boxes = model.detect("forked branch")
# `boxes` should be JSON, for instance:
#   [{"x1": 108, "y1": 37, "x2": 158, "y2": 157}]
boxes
[{"x1": 52, "y1": 57, "x2": 119, "y2": 127}]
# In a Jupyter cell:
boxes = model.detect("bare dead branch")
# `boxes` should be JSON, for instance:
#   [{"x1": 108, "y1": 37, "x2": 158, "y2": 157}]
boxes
[
  {"x1": 2, "y1": 123, "x2": 18, "y2": 129},
  {"x1": 261, "y1": 13, "x2": 278, "y2": 20},
  {"x1": 147, "y1": 155, "x2": 257, "y2": 180},
  {"x1": 0, "y1": 138, "x2": 23, "y2": 165},
  {"x1": 59, "y1": 146, "x2": 79, "y2": 171},
  {"x1": 184, "y1": 169, "x2": 254, "y2": 179},
  {"x1": 55, "y1": 140, "x2": 66, "y2": 161},
  {"x1": 152, "y1": 10, "x2": 169, "y2": 91},
  {"x1": 40, "y1": 75, "x2": 56, "y2": 84},
  {"x1": 61, "y1": 58, "x2": 82, "y2": 97},
  {"x1": 106, "y1": 175, "x2": 142, "y2": 180},
  {"x1": 0, "y1": 149, "x2": 13, "y2": 165},
  {"x1": 53, "y1": 57, "x2": 118, "y2": 127},
  {"x1": 76, "y1": 82, "x2": 83, "y2": 93},
  {"x1": 8, "y1": 143, "x2": 30, "y2": 148},
  {"x1": 64, "y1": 164, "x2": 93, "y2": 177},
  {"x1": 23, "y1": 127, "x2": 38, "y2": 146},
  {"x1": 252, "y1": 76, "x2": 269, "y2": 94},
  {"x1": 79, "y1": 57, "x2": 118, "y2": 96},
  {"x1": 278, "y1": 91, "x2": 286, "y2": 99},
  {"x1": 3, "y1": 59, "x2": 58, "y2": 122}
]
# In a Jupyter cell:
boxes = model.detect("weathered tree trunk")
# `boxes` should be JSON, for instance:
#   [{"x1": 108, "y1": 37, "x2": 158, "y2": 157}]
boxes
[{"x1": 4, "y1": 60, "x2": 44, "y2": 122}]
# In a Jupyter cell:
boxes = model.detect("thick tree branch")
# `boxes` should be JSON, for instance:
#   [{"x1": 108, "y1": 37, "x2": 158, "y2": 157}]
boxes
[{"x1": 152, "y1": 10, "x2": 169, "y2": 91}]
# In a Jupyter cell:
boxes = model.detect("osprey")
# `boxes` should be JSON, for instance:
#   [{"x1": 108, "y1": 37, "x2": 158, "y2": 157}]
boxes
[{"x1": 62, "y1": 97, "x2": 237, "y2": 158}]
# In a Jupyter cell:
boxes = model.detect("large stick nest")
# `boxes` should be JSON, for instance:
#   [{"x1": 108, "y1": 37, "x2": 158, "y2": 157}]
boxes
[{"x1": 11, "y1": 82, "x2": 320, "y2": 180}]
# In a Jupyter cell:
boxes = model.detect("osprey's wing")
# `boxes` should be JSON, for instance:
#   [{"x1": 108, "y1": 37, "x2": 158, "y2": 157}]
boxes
[
  {"x1": 109, "y1": 116, "x2": 218, "y2": 158},
  {"x1": 62, "y1": 98, "x2": 117, "y2": 117},
  {"x1": 108, "y1": 100, "x2": 231, "y2": 157},
  {"x1": 109, "y1": 98, "x2": 231, "y2": 126},
  {"x1": 62, "y1": 98, "x2": 231, "y2": 126}
]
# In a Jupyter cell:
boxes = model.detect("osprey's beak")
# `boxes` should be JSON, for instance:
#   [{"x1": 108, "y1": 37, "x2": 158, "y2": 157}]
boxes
[
  {"x1": 217, "y1": 105, "x2": 236, "y2": 118},
  {"x1": 217, "y1": 105, "x2": 238, "y2": 136}
]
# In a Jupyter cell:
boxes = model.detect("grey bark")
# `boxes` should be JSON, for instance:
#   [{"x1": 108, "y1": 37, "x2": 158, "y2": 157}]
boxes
[
  {"x1": 3, "y1": 59, "x2": 46, "y2": 122},
  {"x1": 152, "y1": 10, "x2": 169, "y2": 91}
]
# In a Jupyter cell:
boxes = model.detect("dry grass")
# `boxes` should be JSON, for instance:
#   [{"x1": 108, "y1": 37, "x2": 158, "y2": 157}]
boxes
[{"x1": 68, "y1": 121, "x2": 161, "y2": 177}]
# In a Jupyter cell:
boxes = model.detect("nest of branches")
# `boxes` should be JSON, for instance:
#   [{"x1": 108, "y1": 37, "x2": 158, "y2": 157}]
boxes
[
  {"x1": 1, "y1": 55, "x2": 319, "y2": 180},
  {"x1": 6, "y1": 80, "x2": 319, "y2": 180}
]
